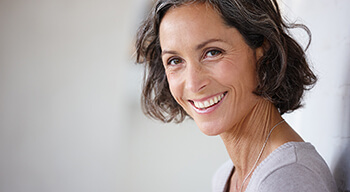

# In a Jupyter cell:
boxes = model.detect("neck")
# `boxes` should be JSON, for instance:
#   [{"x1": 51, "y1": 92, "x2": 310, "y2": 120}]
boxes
[{"x1": 220, "y1": 99, "x2": 284, "y2": 181}]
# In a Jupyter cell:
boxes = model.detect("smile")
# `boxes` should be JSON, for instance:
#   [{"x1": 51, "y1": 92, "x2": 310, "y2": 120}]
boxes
[{"x1": 190, "y1": 92, "x2": 227, "y2": 111}]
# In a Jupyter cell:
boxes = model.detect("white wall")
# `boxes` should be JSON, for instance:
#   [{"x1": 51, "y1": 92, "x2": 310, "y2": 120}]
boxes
[
  {"x1": 0, "y1": 0, "x2": 140, "y2": 191},
  {"x1": 0, "y1": 0, "x2": 349, "y2": 192},
  {"x1": 280, "y1": 1, "x2": 350, "y2": 191}
]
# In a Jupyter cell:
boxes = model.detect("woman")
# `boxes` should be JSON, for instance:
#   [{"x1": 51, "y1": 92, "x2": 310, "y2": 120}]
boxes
[{"x1": 135, "y1": 0, "x2": 337, "y2": 191}]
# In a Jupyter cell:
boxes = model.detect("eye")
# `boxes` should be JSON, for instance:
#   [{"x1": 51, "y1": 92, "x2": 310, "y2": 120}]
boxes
[
  {"x1": 167, "y1": 57, "x2": 183, "y2": 66},
  {"x1": 206, "y1": 50, "x2": 222, "y2": 57}
]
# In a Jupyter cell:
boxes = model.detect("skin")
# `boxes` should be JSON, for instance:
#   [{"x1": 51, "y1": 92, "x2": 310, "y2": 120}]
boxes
[{"x1": 159, "y1": 3, "x2": 303, "y2": 192}]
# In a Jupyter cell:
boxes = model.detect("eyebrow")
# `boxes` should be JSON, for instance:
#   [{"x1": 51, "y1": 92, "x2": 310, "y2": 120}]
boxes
[
  {"x1": 196, "y1": 38, "x2": 224, "y2": 50},
  {"x1": 161, "y1": 50, "x2": 178, "y2": 57},
  {"x1": 161, "y1": 38, "x2": 225, "y2": 57}
]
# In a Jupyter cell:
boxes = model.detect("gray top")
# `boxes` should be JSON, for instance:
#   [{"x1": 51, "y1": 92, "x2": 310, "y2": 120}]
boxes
[{"x1": 212, "y1": 142, "x2": 338, "y2": 192}]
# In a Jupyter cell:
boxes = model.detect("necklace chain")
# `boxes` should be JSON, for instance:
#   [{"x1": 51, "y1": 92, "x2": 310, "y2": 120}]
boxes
[{"x1": 239, "y1": 119, "x2": 285, "y2": 192}]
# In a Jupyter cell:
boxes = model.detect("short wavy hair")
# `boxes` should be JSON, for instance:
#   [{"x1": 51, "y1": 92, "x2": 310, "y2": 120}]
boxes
[{"x1": 135, "y1": 0, "x2": 317, "y2": 123}]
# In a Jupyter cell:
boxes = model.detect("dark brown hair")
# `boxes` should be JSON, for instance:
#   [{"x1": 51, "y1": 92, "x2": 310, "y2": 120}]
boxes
[{"x1": 135, "y1": 0, "x2": 317, "y2": 123}]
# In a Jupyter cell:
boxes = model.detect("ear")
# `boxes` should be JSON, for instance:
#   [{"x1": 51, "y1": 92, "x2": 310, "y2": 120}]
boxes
[{"x1": 255, "y1": 39, "x2": 270, "y2": 60}]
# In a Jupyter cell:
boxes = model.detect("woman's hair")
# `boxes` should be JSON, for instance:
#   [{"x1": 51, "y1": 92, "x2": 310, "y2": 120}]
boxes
[{"x1": 135, "y1": 0, "x2": 317, "y2": 123}]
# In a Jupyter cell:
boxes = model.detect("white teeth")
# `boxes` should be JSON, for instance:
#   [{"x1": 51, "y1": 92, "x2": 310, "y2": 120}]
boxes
[
  {"x1": 209, "y1": 99, "x2": 214, "y2": 106},
  {"x1": 204, "y1": 101, "x2": 210, "y2": 108},
  {"x1": 214, "y1": 96, "x2": 218, "y2": 103},
  {"x1": 194, "y1": 102, "x2": 199, "y2": 108},
  {"x1": 193, "y1": 93, "x2": 225, "y2": 109}
]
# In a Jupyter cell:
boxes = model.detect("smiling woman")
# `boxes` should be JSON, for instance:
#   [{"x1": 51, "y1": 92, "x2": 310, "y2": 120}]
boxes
[
  {"x1": 135, "y1": 0, "x2": 337, "y2": 192},
  {"x1": 160, "y1": 11, "x2": 261, "y2": 136}
]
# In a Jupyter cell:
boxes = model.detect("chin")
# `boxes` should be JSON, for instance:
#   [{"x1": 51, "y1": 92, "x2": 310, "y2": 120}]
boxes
[{"x1": 196, "y1": 121, "x2": 225, "y2": 136}]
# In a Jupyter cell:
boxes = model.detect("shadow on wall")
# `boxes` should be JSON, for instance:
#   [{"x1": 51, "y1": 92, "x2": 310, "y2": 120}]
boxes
[
  {"x1": 333, "y1": 60, "x2": 350, "y2": 192},
  {"x1": 334, "y1": 141, "x2": 350, "y2": 192}
]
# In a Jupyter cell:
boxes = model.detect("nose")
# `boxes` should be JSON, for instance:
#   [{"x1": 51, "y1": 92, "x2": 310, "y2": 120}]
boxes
[{"x1": 185, "y1": 61, "x2": 209, "y2": 93}]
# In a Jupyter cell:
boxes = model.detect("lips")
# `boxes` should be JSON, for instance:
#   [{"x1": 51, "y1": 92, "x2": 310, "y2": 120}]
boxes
[{"x1": 189, "y1": 92, "x2": 227, "y2": 111}]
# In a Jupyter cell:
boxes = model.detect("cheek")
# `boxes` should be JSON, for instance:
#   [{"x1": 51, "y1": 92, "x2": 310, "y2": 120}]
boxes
[
  {"x1": 166, "y1": 73, "x2": 194, "y2": 116},
  {"x1": 216, "y1": 58, "x2": 257, "y2": 92},
  {"x1": 166, "y1": 73, "x2": 183, "y2": 103}
]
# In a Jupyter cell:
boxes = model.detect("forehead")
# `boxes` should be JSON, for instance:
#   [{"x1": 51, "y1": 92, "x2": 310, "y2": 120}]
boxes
[
  {"x1": 159, "y1": 3, "x2": 231, "y2": 48},
  {"x1": 162, "y1": 2, "x2": 221, "y2": 21}
]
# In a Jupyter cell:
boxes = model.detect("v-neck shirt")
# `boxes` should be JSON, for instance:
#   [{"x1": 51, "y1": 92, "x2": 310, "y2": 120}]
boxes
[{"x1": 212, "y1": 142, "x2": 337, "y2": 192}]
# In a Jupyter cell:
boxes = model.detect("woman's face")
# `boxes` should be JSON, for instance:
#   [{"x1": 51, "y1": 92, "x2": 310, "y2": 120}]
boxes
[{"x1": 159, "y1": 3, "x2": 263, "y2": 136}]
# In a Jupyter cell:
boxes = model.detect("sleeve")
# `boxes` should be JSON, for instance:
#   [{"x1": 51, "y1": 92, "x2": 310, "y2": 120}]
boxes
[{"x1": 258, "y1": 163, "x2": 336, "y2": 192}]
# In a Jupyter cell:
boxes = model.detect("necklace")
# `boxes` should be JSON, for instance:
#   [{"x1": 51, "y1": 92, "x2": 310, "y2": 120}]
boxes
[{"x1": 239, "y1": 119, "x2": 285, "y2": 192}]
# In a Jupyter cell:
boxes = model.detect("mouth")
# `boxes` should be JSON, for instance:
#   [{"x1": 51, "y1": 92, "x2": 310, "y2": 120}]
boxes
[{"x1": 189, "y1": 92, "x2": 227, "y2": 111}]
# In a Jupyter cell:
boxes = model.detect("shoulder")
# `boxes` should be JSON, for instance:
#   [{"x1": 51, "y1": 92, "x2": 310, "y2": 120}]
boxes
[
  {"x1": 248, "y1": 142, "x2": 337, "y2": 192},
  {"x1": 258, "y1": 163, "x2": 337, "y2": 192},
  {"x1": 212, "y1": 160, "x2": 233, "y2": 192}
]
